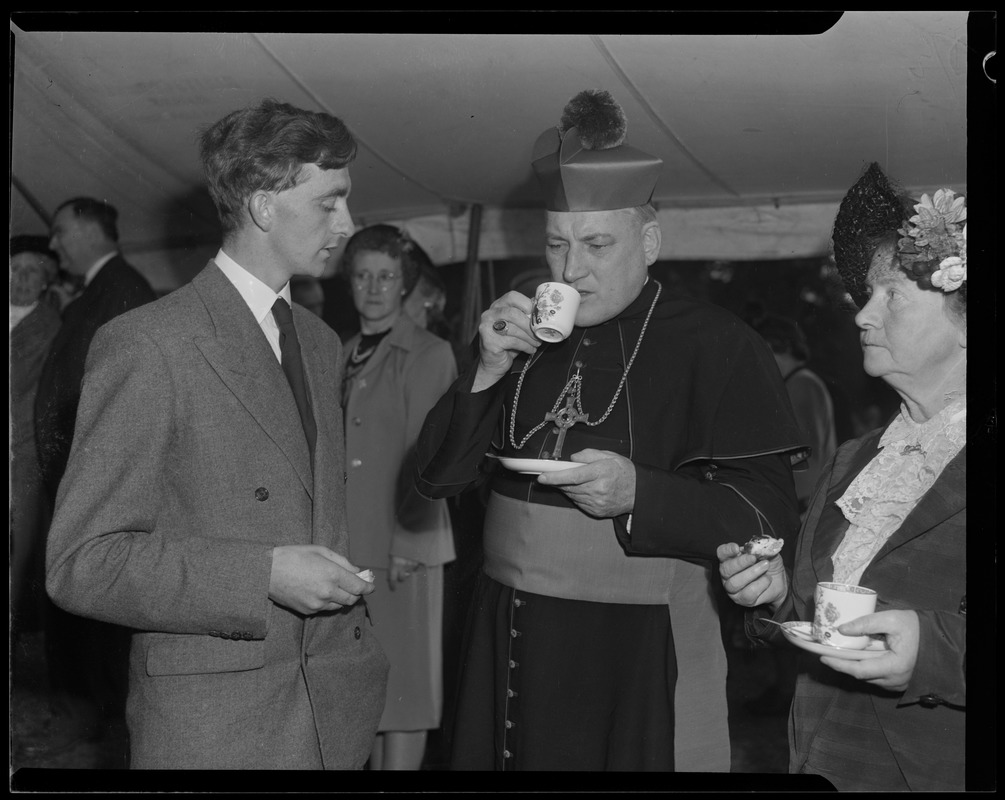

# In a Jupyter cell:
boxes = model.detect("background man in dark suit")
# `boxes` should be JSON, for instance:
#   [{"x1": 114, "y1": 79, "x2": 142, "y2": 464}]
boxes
[
  {"x1": 45, "y1": 98, "x2": 388, "y2": 770},
  {"x1": 31, "y1": 197, "x2": 157, "y2": 758},
  {"x1": 35, "y1": 196, "x2": 158, "y2": 501}
]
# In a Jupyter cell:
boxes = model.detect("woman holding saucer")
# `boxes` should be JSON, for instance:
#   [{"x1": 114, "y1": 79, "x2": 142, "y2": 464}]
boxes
[{"x1": 717, "y1": 163, "x2": 967, "y2": 791}]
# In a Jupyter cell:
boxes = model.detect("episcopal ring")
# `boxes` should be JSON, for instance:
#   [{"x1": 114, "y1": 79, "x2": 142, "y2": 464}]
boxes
[{"x1": 492, "y1": 320, "x2": 507, "y2": 332}]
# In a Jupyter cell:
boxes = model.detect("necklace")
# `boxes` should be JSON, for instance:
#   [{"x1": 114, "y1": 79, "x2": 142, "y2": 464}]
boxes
[
  {"x1": 350, "y1": 341, "x2": 377, "y2": 364},
  {"x1": 349, "y1": 328, "x2": 392, "y2": 365},
  {"x1": 508, "y1": 281, "x2": 662, "y2": 454}
]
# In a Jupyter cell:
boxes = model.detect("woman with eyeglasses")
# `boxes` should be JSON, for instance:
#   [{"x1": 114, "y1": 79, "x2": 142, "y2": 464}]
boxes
[{"x1": 341, "y1": 224, "x2": 457, "y2": 770}]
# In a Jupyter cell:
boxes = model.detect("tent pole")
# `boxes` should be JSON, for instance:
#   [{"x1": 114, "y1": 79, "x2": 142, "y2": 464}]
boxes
[
  {"x1": 11, "y1": 174, "x2": 52, "y2": 228},
  {"x1": 460, "y1": 203, "x2": 484, "y2": 345}
]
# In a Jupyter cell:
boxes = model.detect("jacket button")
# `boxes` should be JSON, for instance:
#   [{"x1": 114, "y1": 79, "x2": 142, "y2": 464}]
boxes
[
  {"x1": 350, "y1": 458, "x2": 362, "y2": 468},
  {"x1": 352, "y1": 417, "x2": 362, "y2": 426},
  {"x1": 255, "y1": 487, "x2": 269, "y2": 501},
  {"x1": 919, "y1": 694, "x2": 943, "y2": 708},
  {"x1": 354, "y1": 626, "x2": 361, "y2": 640}
]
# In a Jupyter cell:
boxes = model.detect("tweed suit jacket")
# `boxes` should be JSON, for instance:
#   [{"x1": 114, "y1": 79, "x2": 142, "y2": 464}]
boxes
[
  {"x1": 754, "y1": 426, "x2": 966, "y2": 790},
  {"x1": 34, "y1": 254, "x2": 157, "y2": 501},
  {"x1": 46, "y1": 261, "x2": 389, "y2": 770}
]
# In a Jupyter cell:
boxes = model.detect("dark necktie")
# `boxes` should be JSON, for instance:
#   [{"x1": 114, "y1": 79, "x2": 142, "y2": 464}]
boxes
[{"x1": 272, "y1": 297, "x2": 317, "y2": 466}]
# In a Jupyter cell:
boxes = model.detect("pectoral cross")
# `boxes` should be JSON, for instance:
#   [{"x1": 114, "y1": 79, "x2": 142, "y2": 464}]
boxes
[{"x1": 543, "y1": 394, "x2": 589, "y2": 460}]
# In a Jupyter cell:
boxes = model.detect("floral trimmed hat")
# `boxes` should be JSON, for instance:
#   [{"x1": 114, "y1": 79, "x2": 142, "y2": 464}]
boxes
[{"x1": 832, "y1": 162, "x2": 967, "y2": 306}]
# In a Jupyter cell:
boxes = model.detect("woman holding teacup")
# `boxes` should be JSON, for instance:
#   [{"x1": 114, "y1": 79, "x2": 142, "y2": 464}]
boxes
[{"x1": 716, "y1": 163, "x2": 966, "y2": 791}]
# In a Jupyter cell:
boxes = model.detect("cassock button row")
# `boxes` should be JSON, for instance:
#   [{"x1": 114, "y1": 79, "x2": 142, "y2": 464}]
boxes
[
  {"x1": 513, "y1": 598, "x2": 524, "y2": 607},
  {"x1": 509, "y1": 660, "x2": 518, "y2": 668},
  {"x1": 354, "y1": 626, "x2": 362, "y2": 640},
  {"x1": 507, "y1": 689, "x2": 517, "y2": 698},
  {"x1": 255, "y1": 487, "x2": 269, "y2": 501},
  {"x1": 510, "y1": 629, "x2": 521, "y2": 638},
  {"x1": 503, "y1": 750, "x2": 512, "y2": 759},
  {"x1": 505, "y1": 720, "x2": 514, "y2": 729}
]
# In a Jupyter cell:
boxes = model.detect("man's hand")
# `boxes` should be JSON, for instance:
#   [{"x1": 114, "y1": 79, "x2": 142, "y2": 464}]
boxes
[
  {"x1": 535, "y1": 449, "x2": 634, "y2": 518},
  {"x1": 269, "y1": 545, "x2": 375, "y2": 615},
  {"x1": 472, "y1": 291, "x2": 539, "y2": 392}
]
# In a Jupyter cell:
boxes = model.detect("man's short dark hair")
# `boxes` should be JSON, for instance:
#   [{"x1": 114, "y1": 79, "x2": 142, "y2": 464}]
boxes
[
  {"x1": 54, "y1": 197, "x2": 120, "y2": 242},
  {"x1": 198, "y1": 98, "x2": 357, "y2": 236}
]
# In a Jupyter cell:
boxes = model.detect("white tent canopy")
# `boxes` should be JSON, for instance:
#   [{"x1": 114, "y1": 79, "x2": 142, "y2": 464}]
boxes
[{"x1": 10, "y1": 13, "x2": 970, "y2": 293}]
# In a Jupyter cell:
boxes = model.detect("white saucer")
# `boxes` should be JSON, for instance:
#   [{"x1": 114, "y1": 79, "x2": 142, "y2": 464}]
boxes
[
  {"x1": 780, "y1": 622, "x2": 888, "y2": 660},
  {"x1": 494, "y1": 456, "x2": 582, "y2": 475}
]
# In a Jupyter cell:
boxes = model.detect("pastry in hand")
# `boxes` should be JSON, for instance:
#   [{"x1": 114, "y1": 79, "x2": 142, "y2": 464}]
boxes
[{"x1": 742, "y1": 534, "x2": 784, "y2": 560}]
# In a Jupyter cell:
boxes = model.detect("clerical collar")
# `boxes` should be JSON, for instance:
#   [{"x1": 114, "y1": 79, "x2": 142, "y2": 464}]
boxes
[{"x1": 600, "y1": 276, "x2": 657, "y2": 325}]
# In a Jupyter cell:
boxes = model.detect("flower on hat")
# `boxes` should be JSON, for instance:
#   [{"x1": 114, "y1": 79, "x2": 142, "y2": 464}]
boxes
[{"x1": 896, "y1": 188, "x2": 967, "y2": 293}]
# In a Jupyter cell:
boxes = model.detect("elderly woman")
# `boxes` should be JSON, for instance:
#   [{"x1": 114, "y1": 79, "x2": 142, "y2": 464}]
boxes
[
  {"x1": 717, "y1": 163, "x2": 966, "y2": 791},
  {"x1": 341, "y1": 225, "x2": 457, "y2": 770}
]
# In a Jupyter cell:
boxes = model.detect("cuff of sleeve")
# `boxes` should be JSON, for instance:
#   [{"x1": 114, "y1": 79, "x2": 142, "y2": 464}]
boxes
[{"x1": 898, "y1": 610, "x2": 966, "y2": 709}]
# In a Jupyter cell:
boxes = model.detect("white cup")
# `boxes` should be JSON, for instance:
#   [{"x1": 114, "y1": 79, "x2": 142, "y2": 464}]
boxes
[
  {"x1": 812, "y1": 582, "x2": 878, "y2": 649},
  {"x1": 531, "y1": 282, "x2": 580, "y2": 342}
]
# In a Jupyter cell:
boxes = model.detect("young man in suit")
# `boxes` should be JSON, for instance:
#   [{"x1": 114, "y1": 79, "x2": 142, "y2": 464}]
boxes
[
  {"x1": 45, "y1": 98, "x2": 389, "y2": 771},
  {"x1": 31, "y1": 198, "x2": 157, "y2": 758}
]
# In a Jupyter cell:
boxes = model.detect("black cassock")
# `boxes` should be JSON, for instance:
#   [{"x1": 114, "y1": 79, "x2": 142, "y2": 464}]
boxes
[{"x1": 416, "y1": 278, "x2": 805, "y2": 771}]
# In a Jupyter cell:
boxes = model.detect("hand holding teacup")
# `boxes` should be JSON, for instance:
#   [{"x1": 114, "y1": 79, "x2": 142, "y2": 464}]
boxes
[
  {"x1": 474, "y1": 290, "x2": 540, "y2": 391},
  {"x1": 475, "y1": 282, "x2": 581, "y2": 392},
  {"x1": 818, "y1": 608, "x2": 920, "y2": 692}
]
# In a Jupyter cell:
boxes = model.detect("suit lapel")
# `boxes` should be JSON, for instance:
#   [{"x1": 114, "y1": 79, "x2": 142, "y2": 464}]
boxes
[
  {"x1": 191, "y1": 263, "x2": 314, "y2": 497},
  {"x1": 810, "y1": 432, "x2": 966, "y2": 581},
  {"x1": 870, "y1": 446, "x2": 966, "y2": 560}
]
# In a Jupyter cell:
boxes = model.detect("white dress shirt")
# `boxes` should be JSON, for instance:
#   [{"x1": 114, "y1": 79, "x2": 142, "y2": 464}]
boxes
[
  {"x1": 83, "y1": 251, "x2": 119, "y2": 287},
  {"x1": 9, "y1": 302, "x2": 38, "y2": 332},
  {"x1": 213, "y1": 249, "x2": 291, "y2": 363}
]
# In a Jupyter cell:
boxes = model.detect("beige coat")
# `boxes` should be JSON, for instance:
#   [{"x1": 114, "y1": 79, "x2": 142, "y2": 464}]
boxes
[{"x1": 343, "y1": 314, "x2": 456, "y2": 569}]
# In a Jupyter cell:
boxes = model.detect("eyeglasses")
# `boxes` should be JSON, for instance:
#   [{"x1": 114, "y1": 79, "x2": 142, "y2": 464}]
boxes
[{"x1": 351, "y1": 271, "x2": 399, "y2": 291}]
